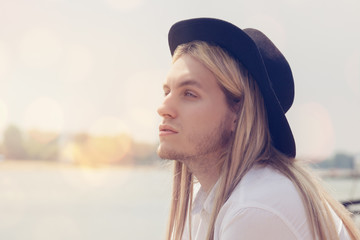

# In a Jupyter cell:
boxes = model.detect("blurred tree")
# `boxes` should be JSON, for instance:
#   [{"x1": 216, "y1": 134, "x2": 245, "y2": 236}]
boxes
[
  {"x1": 24, "y1": 129, "x2": 59, "y2": 160},
  {"x1": 3, "y1": 125, "x2": 26, "y2": 159},
  {"x1": 333, "y1": 153, "x2": 354, "y2": 169},
  {"x1": 127, "y1": 141, "x2": 160, "y2": 165},
  {"x1": 310, "y1": 152, "x2": 355, "y2": 169},
  {"x1": 73, "y1": 132, "x2": 89, "y2": 144},
  {"x1": 0, "y1": 142, "x2": 4, "y2": 159}
]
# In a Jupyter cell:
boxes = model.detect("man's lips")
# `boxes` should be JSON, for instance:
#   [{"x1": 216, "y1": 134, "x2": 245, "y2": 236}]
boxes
[{"x1": 159, "y1": 124, "x2": 178, "y2": 136}]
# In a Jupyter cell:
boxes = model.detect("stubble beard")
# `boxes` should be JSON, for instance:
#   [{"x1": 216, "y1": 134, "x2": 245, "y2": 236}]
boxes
[{"x1": 157, "y1": 119, "x2": 233, "y2": 163}]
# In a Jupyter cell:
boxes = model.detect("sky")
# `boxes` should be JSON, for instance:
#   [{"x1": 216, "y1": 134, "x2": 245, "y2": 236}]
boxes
[{"x1": 0, "y1": 0, "x2": 359, "y2": 160}]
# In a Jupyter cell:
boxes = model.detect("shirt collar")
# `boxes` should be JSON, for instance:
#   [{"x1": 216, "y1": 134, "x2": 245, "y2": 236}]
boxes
[{"x1": 192, "y1": 180, "x2": 220, "y2": 215}]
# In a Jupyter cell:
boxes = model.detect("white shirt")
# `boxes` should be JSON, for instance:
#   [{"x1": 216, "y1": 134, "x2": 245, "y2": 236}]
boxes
[{"x1": 182, "y1": 165, "x2": 350, "y2": 240}]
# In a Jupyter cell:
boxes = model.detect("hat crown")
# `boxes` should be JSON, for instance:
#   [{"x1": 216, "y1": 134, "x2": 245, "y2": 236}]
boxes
[{"x1": 243, "y1": 29, "x2": 294, "y2": 113}]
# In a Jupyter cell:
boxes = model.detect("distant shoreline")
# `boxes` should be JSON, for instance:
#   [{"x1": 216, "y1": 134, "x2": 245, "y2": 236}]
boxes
[
  {"x1": 313, "y1": 168, "x2": 360, "y2": 179},
  {"x1": 0, "y1": 158, "x2": 169, "y2": 170}
]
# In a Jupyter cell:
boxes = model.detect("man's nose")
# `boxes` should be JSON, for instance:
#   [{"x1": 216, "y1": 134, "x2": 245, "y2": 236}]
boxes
[{"x1": 157, "y1": 94, "x2": 177, "y2": 119}]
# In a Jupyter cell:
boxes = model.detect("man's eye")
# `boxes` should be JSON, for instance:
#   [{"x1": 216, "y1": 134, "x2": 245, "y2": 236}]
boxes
[{"x1": 184, "y1": 91, "x2": 197, "y2": 98}]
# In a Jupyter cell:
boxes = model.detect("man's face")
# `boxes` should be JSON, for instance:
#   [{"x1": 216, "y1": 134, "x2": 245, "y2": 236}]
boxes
[{"x1": 157, "y1": 54, "x2": 236, "y2": 162}]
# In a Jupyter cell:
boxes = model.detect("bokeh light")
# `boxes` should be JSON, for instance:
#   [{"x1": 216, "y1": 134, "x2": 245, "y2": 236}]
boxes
[
  {"x1": 27, "y1": 129, "x2": 59, "y2": 144},
  {"x1": 62, "y1": 134, "x2": 132, "y2": 166},
  {"x1": 289, "y1": 102, "x2": 335, "y2": 161},
  {"x1": 0, "y1": 0, "x2": 359, "y2": 238},
  {"x1": 123, "y1": 70, "x2": 165, "y2": 142},
  {"x1": 59, "y1": 45, "x2": 94, "y2": 83},
  {"x1": 59, "y1": 116, "x2": 133, "y2": 166},
  {"x1": 0, "y1": 99, "x2": 9, "y2": 132},
  {"x1": 129, "y1": 107, "x2": 156, "y2": 130},
  {"x1": 23, "y1": 97, "x2": 64, "y2": 142},
  {"x1": 89, "y1": 116, "x2": 129, "y2": 137},
  {"x1": 0, "y1": 41, "x2": 10, "y2": 80},
  {"x1": 18, "y1": 28, "x2": 63, "y2": 68}
]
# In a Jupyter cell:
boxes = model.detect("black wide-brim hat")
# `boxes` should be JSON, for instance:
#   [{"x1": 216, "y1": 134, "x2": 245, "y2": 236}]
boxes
[{"x1": 168, "y1": 18, "x2": 296, "y2": 157}]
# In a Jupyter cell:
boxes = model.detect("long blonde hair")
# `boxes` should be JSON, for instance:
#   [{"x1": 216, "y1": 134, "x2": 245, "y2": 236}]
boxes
[{"x1": 166, "y1": 41, "x2": 360, "y2": 240}]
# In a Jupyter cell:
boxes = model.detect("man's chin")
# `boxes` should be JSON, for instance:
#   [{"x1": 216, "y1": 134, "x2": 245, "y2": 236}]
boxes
[
  {"x1": 157, "y1": 145, "x2": 189, "y2": 161},
  {"x1": 156, "y1": 144, "x2": 167, "y2": 159},
  {"x1": 156, "y1": 145, "x2": 174, "y2": 160}
]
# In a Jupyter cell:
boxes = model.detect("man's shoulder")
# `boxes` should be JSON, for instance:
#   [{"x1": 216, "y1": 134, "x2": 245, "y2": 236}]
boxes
[
  {"x1": 220, "y1": 165, "x2": 308, "y2": 223},
  {"x1": 215, "y1": 165, "x2": 311, "y2": 239},
  {"x1": 230, "y1": 165, "x2": 300, "y2": 203}
]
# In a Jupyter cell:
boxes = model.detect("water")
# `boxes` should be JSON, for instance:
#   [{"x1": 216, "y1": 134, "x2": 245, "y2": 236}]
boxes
[
  {"x1": 1, "y1": 161, "x2": 359, "y2": 240},
  {"x1": 0, "y1": 161, "x2": 172, "y2": 240},
  {"x1": 322, "y1": 177, "x2": 360, "y2": 226}
]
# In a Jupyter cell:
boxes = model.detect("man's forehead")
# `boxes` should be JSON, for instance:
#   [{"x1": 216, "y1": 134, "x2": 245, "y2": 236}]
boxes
[
  {"x1": 162, "y1": 78, "x2": 204, "y2": 90},
  {"x1": 164, "y1": 58, "x2": 206, "y2": 88},
  {"x1": 162, "y1": 54, "x2": 222, "y2": 94}
]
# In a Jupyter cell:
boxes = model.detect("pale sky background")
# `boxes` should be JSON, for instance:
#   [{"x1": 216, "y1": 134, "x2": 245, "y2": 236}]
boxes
[{"x1": 0, "y1": 0, "x2": 359, "y2": 160}]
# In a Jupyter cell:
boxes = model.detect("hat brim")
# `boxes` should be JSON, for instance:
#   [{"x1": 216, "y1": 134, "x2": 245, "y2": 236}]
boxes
[{"x1": 168, "y1": 18, "x2": 296, "y2": 157}]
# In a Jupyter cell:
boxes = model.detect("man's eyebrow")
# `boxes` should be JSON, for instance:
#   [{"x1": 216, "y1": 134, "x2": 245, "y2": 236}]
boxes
[{"x1": 163, "y1": 80, "x2": 204, "y2": 90}]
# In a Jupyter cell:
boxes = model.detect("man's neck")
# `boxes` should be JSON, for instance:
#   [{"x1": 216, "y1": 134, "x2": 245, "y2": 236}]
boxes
[{"x1": 183, "y1": 157, "x2": 221, "y2": 193}]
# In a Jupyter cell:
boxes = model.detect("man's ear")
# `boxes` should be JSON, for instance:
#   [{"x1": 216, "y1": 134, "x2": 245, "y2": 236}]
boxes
[
  {"x1": 230, "y1": 112, "x2": 238, "y2": 132},
  {"x1": 231, "y1": 99, "x2": 242, "y2": 113},
  {"x1": 230, "y1": 101, "x2": 241, "y2": 132}
]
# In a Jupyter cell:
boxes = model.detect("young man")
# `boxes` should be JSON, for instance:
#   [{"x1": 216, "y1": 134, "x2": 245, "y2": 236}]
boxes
[{"x1": 157, "y1": 18, "x2": 360, "y2": 240}]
